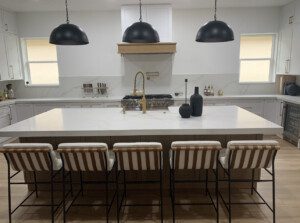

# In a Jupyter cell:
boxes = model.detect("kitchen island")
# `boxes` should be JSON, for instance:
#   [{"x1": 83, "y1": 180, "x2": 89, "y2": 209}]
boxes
[{"x1": 0, "y1": 106, "x2": 283, "y2": 189}]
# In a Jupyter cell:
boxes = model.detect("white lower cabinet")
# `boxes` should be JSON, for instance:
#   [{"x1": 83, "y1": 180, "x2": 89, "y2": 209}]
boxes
[
  {"x1": 16, "y1": 104, "x2": 34, "y2": 121},
  {"x1": 0, "y1": 105, "x2": 14, "y2": 144}
]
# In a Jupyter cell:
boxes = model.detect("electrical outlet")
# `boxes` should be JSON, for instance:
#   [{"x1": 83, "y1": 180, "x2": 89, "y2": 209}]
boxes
[{"x1": 146, "y1": 72, "x2": 159, "y2": 80}]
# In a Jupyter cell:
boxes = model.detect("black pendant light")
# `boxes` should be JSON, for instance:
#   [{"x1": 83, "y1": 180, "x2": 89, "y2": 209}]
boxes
[
  {"x1": 196, "y1": 0, "x2": 234, "y2": 42},
  {"x1": 122, "y1": 0, "x2": 159, "y2": 43},
  {"x1": 50, "y1": 0, "x2": 89, "y2": 45}
]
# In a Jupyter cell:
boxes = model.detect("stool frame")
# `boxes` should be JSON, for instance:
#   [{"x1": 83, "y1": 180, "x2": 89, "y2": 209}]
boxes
[
  {"x1": 218, "y1": 149, "x2": 277, "y2": 223},
  {"x1": 4, "y1": 153, "x2": 63, "y2": 223},
  {"x1": 170, "y1": 152, "x2": 220, "y2": 223}
]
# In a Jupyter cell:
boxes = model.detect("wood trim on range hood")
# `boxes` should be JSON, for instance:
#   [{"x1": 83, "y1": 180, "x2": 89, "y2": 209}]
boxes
[{"x1": 117, "y1": 42, "x2": 176, "y2": 54}]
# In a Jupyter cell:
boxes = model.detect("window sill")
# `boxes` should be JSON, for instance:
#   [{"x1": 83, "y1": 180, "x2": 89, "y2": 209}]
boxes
[
  {"x1": 239, "y1": 81, "x2": 275, "y2": 84},
  {"x1": 25, "y1": 84, "x2": 60, "y2": 88}
]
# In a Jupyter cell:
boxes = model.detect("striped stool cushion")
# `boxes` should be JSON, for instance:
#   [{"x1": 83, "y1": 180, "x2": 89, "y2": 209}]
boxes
[
  {"x1": 57, "y1": 143, "x2": 115, "y2": 171},
  {"x1": 0, "y1": 143, "x2": 62, "y2": 171},
  {"x1": 113, "y1": 142, "x2": 163, "y2": 171},
  {"x1": 219, "y1": 140, "x2": 280, "y2": 169},
  {"x1": 170, "y1": 141, "x2": 222, "y2": 170}
]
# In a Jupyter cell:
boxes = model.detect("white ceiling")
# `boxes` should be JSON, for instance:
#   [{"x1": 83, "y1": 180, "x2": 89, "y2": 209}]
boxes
[{"x1": 0, "y1": 0, "x2": 294, "y2": 12}]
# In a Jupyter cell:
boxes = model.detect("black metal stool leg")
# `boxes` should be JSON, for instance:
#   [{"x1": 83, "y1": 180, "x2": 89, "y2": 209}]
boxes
[
  {"x1": 33, "y1": 171, "x2": 39, "y2": 198},
  {"x1": 80, "y1": 171, "x2": 84, "y2": 196},
  {"x1": 116, "y1": 169, "x2": 120, "y2": 223},
  {"x1": 251, "y1": 169, "x2": 255, "y2": 195},
  {"x1": 205, "y1": 169, "x2": 208, "y2": 196},
  {"x1": 62, "y1": 169, "x2": 66, "y2": 223},
  {"x1": 50, "y1": 169, "x2": 54, "y2": 223},
  {"x1": 216, "y1": 169, "x2": 219, "y2": 223},
  {"x1": 160, "y1": 168, "x2": 163, "y2": 222},
  {"x1": 228, "y1": 168, "x2": 232, "y2": 223},
  {"x1": 69, "y1": 172, "x2": 73, "y2": 197},
  {"x1": 7, "y1": 160, "x2": 12, "y2": 223},
  {"x1": 105, "y1": 171, "x2": 109, "y2": 223},
  {"x1": 123, "y1": 170, "x2": 127, "y2": 199},
  {"x1": 171, "y1": 169, "x2": 175, "y2": 223},
  {"x1": 272, "y1": 161, "x2": 276, "y2": 223}
]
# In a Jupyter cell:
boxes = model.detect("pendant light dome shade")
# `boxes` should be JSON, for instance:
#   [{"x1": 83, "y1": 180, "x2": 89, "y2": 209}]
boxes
[
  {"x1": 122, "y1": 21, "x2": 159, "y2": 43},
  {"x1": 50, "y1": 23, "x2": 89, "y2": 45},
  {"x1": 196, "y1": 0, "x2": 234, "y2": 43},
  {"x1": 50, "y1": 0, "x2": 89, "y2": 45},
  {"x1": 196, "y1": 20, "x2": 234, "y2": 42},
  {"x1": 122, "y1": 0, "x2": 159, "y2": 43}
]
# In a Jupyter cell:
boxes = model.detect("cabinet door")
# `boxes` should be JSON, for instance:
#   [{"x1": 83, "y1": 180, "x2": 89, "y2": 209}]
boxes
[
  {"x1": 9, "y1": 104, "x2": 17, "y2": 124},
  {"x1": 0, "y1": 31, "x2": 9, "y2": 81},
  {"x1": 5, "y1": 33, "x2": 22, "y2": 80},
  {"x1": 276, "y1": 27, "x2": 293, "y2": 74},
  {"x1": 289, "y1": 24, "x2": 300, "y2": 75},
  {"x1": 2, "y1": 10, "x2": 18, "y2": 34},
  {"x1": 263, "y1": 100, "x2": 277, "y2": 123},
  {"x1": 16, "y1": 104, "x2": 34, "y2": 121}
]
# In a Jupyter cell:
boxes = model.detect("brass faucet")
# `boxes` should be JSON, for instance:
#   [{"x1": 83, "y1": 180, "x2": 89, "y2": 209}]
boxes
[{"x1": 133, "y1": 71, "x2": 147, "y2": 113}]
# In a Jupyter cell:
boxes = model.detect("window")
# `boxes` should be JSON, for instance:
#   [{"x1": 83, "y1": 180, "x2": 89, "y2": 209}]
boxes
[
  {"x1": 239, "y1": 34, "x2": 275, "y2": 83},
  {"x1": 22, "y1": 38, "x2": 59, "y2": 85}
]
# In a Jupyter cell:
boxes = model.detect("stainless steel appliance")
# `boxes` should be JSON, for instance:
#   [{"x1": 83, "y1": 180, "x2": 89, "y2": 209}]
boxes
[
  {"x1": 283, "y1": 102, "x2": 300, "y2": 148},
  {"x1": 121, "y1": 94, "x2": 174, "y2": 110}
]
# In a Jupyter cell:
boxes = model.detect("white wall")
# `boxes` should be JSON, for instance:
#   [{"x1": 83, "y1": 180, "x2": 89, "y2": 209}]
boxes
[{"x1": 13, "y1": 7, "x2": 280, "y2": 98}]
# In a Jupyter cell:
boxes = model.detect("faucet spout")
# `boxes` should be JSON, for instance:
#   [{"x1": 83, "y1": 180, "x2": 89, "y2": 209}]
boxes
[{"x1": 133, "y1": 71, "x2": 147, "y2": 113}]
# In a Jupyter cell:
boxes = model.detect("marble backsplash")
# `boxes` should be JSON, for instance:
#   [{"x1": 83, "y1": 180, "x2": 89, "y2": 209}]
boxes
[{"x1": 5, "y1": 73, "x2": 277, "y2": 99}]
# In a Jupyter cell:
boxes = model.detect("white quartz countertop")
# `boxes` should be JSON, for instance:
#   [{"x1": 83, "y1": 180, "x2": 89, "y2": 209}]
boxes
[
  {"x1": 0, "y1": 106, "x2": 283, "y2": 137},
  {"x1": 0, "y1": 94, "x2": 299, "y2": 106}
]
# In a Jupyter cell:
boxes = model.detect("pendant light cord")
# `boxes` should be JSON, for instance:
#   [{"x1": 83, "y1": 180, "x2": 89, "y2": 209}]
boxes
[
  {"x1": 139, "y1": 0, "x2": 142, "y2": 22},
  {"x1": 65, "y1": 0, "x2": 70, "y2": 24},
  {"x1": 214, "y1": 0, "x2": 217, "y2": 21}
]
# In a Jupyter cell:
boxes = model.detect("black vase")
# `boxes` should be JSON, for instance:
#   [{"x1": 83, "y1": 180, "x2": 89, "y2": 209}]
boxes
[
  {"x1": 179, "y1": 103, "x2": 192, "y2": 118},
  {"x1": 190, "y1": 87, "x2": 203, "y2": 116}
]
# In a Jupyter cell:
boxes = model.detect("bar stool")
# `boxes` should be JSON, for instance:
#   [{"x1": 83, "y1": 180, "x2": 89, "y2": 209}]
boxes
[
  {"x1": 0, "y1": 143, "x2": 63, "y2": 223},
  {"x1": 113, "y1": 142, "x2": 163, "y2": 223},
  {"x1": 57, "y1": 143, "x2": 116, "y2": 223},
  {"x1": 170, "y1": 141, "x2": 222, "y2": 223},
  {"x1": 218, "y1": 140, "x2": 280, "y2": 223}
]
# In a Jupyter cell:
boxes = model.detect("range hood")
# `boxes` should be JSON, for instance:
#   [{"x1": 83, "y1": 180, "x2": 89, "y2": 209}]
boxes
[{"x1": 117, "y1": 42, "x2": 176, "y2": 54}]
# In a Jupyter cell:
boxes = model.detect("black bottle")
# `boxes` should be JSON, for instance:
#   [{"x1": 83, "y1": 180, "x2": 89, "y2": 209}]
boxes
[{"x1": 190, "y1": 87, "x2": 203, "y2": 116}]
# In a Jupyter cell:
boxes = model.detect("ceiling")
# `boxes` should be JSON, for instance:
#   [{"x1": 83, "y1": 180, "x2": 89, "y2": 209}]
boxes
[{"x1": 0, "y1": 0, "x2": 294, "y2": 12}]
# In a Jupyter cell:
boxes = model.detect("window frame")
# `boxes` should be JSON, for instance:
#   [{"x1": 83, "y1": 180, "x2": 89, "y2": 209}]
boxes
[
  {"x1": 21, "y1": 37, "x2": 60, "y2": 87},
  {"x1": 238, "y1": 33, "x2": 277, "y2": 84}
]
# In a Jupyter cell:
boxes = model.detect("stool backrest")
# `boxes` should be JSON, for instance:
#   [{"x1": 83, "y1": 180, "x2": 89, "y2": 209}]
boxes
[
  {"x1": 225, "y1": 140, "x2": 280, "y2": 169},
  {"x1": 57, "y1": 143, "x2": 109, "y2": 171},
  {"x1": 113, "y1": 142, "x2": 162, "y2": 171},
  {"x1": 0, "y1": 143, "x2": 54, "y2": 171},
  {"x1": 171, "y1": 141, "x2": 221, "y2": 170}
]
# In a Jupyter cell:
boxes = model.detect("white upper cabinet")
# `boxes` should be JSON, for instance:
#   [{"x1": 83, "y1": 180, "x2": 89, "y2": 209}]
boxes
[
  {"x1": 276, "y1": 27, "x2": 293, "y2": 74},
  {"x1": 4, "y1": 33, "x2": 22, "y2": 80},
  {"x1": 121, "y1": 4, "x2": 172, "y2": 42},
  {"x1": 0, "y1": 8, "x2": 23, "y2": 81},
  {"x1": 2, "y1": 10, "x2": 18, "y2": 34},
  {"x1": 0, "y1": 31, "x2": 9, "y2": 81},
  {"x1": 276, "y1": 1, "x2": 300, "y2": 75},
  {"x1": 280, "y1": 1, "x2": 295, "y2": 29}
]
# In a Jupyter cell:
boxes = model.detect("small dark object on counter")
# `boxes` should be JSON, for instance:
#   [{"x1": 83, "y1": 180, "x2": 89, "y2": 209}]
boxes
[
  {"x1": 179, "y1": 103, "x2": 192, "y2": 118},
  {"x1": 284, "y1": 83, "x2": 300, "y2": 96},
  {"x1": 190, "y1": 86, "x2": 203, "y2": 116}
]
